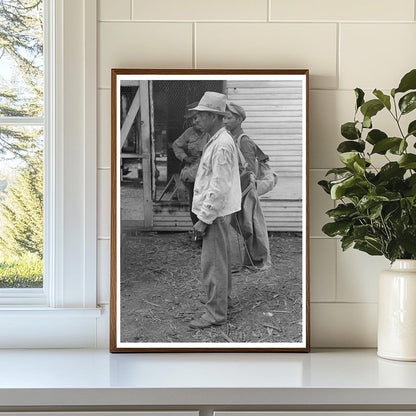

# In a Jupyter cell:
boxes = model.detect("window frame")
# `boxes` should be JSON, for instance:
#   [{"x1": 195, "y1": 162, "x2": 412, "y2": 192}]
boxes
[
  {"x1": 0, "y1": 0, "x2": 100, "y2": 348},
  {"x1": 0, "y1": 1, "x2": 49, "y2": 304}
]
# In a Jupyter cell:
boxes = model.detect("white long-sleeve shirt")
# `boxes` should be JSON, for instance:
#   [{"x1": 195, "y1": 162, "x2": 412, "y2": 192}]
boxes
[{"x1": 192, "y1": 127, "x2": 242, "y2": 224}]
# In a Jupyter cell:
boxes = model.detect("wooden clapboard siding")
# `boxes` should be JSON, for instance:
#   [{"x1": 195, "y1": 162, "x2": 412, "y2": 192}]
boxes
[
  {"x1": 261, "y1": 199, "x2": 303, "y2": 232},
  {"x1": 152, "y1": 201, "x2": 302, "y2": 232},
  {"x1": 226, "y1": 80, "x2": 304, "y2": 232},
  {"x1": 153, "y1": 201, "x2": 193, "y2": 231},
  {"x1": 150, "y1": 79, "x2": 304, "y2": 233}
]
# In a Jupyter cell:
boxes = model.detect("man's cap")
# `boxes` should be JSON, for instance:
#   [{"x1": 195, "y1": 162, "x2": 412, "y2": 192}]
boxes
[
  {"x1": 184, "y1": 101, "x2": 199, "y2": 119},
  {"x1": 191, "y1": 91, "x2": 227, "y2": 115},
  {"x1": 226, "y1": 102, "x2": 246, "y2": 121}
]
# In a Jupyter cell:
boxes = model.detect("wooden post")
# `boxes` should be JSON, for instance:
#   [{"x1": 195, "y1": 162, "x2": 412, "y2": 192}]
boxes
[
  {"x1": 139, "y1": 81, "x2": 153, "y2": 229},
  {"x1": 120, "y1": 88, "x2": 141, "y2": 151},
  {"x1": 149, "y1": 81, "x2": 157, "y2": 201}
]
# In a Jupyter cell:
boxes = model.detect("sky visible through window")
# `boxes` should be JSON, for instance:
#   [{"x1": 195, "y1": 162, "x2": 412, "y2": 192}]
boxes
[{"x1": 0, "y1": 0, "x2": 44, "y2": 288}]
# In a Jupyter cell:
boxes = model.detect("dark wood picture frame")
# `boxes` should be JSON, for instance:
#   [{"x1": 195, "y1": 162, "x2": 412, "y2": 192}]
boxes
[{"x1": 110, "y1": 69, "x2": 310, "y2": 352}]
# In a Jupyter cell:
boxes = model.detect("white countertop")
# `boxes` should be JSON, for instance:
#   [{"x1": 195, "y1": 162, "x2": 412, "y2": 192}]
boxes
[{"x1": 0, "y1": 349, "x2": 416, "y2": 408}]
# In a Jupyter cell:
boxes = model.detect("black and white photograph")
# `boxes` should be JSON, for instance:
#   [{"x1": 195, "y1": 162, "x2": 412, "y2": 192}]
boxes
[{"x1": 110, "y1": 69, "x2": 309, "y2": 352}]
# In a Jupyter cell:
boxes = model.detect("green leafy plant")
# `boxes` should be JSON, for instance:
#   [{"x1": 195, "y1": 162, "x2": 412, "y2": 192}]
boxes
[{"x1": 319, "y1": 69, "x2": 416, "y2": 262}]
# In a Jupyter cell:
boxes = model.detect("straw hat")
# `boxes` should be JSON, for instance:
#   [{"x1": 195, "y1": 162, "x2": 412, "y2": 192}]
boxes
[{"x1": 191, "y1": 91, "x2": 227, "y2": 115}]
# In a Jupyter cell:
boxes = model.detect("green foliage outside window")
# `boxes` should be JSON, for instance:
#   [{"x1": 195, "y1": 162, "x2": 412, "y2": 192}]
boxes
[{"x1": 0, "y1": 0, "x2": 44, "y2": 288}]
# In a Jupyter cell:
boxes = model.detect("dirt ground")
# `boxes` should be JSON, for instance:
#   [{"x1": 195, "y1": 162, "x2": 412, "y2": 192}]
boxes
[{"x1": 120, "y1": 230, "x2": 303, "y2": 345}]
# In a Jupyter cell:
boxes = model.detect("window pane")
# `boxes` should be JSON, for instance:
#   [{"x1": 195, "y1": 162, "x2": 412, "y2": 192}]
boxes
[
  {"x1": 0, "y1": 126, "x2": 43, "y2": 288},
  {"x1": 0, "y1": 0, "x2": 44, "y2": 117},
  {"x1": 0, "y1": 0, "x2": 44, "y2": 290}
]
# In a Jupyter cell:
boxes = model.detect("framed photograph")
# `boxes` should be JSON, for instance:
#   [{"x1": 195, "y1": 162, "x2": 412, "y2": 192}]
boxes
[{"x1": 110, "y1": 69, "x2": 310, "y2": 352}]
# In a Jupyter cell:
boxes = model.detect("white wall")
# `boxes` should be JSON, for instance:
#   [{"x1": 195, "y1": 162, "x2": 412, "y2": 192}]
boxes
[{"x1": 96, "y1": 0, "x2": 416, "y2": 347}]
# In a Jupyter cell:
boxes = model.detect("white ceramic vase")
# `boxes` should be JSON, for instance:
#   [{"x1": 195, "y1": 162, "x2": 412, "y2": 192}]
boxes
[{"x1": 378, "y1": 259, "x2": 416, "y2": 361}]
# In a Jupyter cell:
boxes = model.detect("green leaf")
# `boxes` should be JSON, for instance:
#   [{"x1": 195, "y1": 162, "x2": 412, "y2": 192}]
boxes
[
  {"x1": 365, "y1": 236, "x2": 384, "y2": 251},
  {"x1": 337, "y1": 140, "x2": 365, "y2": 153},
  {"x1": 330, "y1": 175, "x2": 369, "y2": 200},
  {"x1": 398, "y1": 227, "x2": 416, "y2": 255},
  {"x1": 339, "y1": 152, "x2": 360, "y2": 167},
  {"x1": 354, "y1": 241, "x2": 383, "y2": 256},
  {"x1": 386, "y1": 240, "x2": 403, "y2": 263},
  {"x1": 371, "y1": 137, "x2": 402, "y2": 154},
  {"x1": 325, "y1": 167, "x2": 351, "y2": 176},
  {"x1": 373, "y1": 89, "x2": 391, "y2": 110},
  {"x1": 389, "y1": 139, "x2": 408, "y2": 155},
  {"x1": 326, "y1": 203, "x2": 357, "y2": 220},
  {"x1": 353, "y1": 158, "x2": 366, "y2": 174},
  {"x1": 407, "y1": 120, "x2": 416, "y2": 137},
  {"x1": 395, "y1": 69, "x2": 416, "y2": 94},
  {"x1": 352, "y1": 224, "x2": 373, "y2": 240},
  {"x1": 399, "y1": 139, "x2": 407, "y2": 155},
  {"x1": 318, "y1": 180, "x2": 331, "y2": 194},
  {"x1": 341, "y1": 235, "x2": 355, "y2": 251},
  {"x1": 339, "y1": 152, "x2": 359, "y2": 166},
  {"x1": 330, "y1": 176, "x2": 358, "y2": 199},
  {"x1": 322, "y1": 221, "x2": 351, "y2": 237},
  {"x1": 341, "y1": 122, "x2": 361, "y2": 140},
  {"x1": 363, "y1": 116, "x2": 372, "y2": 129},
  {"x1": 369, "y1": 203, "x2": 383, "y2": 220},
  {"x1": 357, "y1": 195, "x2": 389, "y2": 212},
  {"x1": 355, "y1": 88, "x2": 365, "y2": 110},
  {"x1": 406, "y1": 174, "x2": 416, "y2": 187},
  {"x1": 399, "y1": 92, "x2": 416, "y2": 115},
  {"x1": 405, "y1": 175, "x2": 416, "y2": 197},
  {"x1": 366, "y1": 129, "x2": 387, "y2": 145},
  {"x1": 360, "y1": 99, "x2": 384, "y2": 119},
  {"x1": 399, "y1": 154, "x2": 416, "y2": 169},
  {"x1": 377, "y1": 162, "x2": 406, "y2": 181}
]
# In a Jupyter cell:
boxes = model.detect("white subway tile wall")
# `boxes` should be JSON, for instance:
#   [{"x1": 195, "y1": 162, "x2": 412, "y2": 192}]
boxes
[
  {"x1": 311, "y1": 303, "x2": 378, "y2": 347},
  {"x1": 336, "y1": 247, "x2": 389, "y2": 303},
  {"x1": 196, "y1": 23, "x2": 338, "y2": 89},
  {"x1": 99, "y1": 0, "x2": 131, "y2": 20},
  {"x1": 97, "y1": 0, "x2": 416, "y2": 347},
  {"x1": 98, "y1": 169, "x2": 111, "y2": 239},
  {"x1": 132, "y1": 0, "x2": 269, "y2": 21},
  {"x1": 340, "y1": 24, "x2": 416, "y2": 90},
  {"x1": 270, "y1": 0, "x2": 414, "y2": 22},
  {"x1": 97, "y1": 240, "x2": 111, "y2": 305},
  {"x1": 98, "y1": 22, "x2": 193, "y2": 88},
  {"x1": 310, "y1": 239, "x2": 336, "y2": 302},
  {"x1": 98, "y1": 90, "x2": 111, "y2": 168}
]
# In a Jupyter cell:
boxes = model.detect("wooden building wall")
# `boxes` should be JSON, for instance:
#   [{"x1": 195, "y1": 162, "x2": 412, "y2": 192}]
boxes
[{"x1": 226, "y1": 80, "x2": 304, "y2": 232}]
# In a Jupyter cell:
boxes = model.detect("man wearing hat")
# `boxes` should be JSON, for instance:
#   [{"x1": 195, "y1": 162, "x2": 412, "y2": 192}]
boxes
[
  {"x1": 189, "y1": 91, "x2": 242, "y2": 329},
  {"x1": 224, "y1": 101, "x2": 271, "y2": 269},
  {"x1": 172, "y1": 102, "x2": 209, "y2": 225},
  {"x1": 224, "y1": 102, "x2": 269, "y2": 174}
]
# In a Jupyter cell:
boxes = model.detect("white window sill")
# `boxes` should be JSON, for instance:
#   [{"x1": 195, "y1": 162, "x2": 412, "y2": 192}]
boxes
[
  {"x1": 0, "y1": 349, "x2": 415, "y2": 410},
  {"x1": 0, "y1": 306, "x2": 102, "y2": 316},
  {"x1": 0, "y1": 307, "x2": 104, "y2": 348}
]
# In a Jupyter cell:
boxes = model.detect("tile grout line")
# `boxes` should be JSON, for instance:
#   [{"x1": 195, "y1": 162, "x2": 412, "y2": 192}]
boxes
[
  {"x1": 336, "y1": 22, "x2": 340, "y2": 90},
  {"x1": 130, "y1": 0, "x2": 133, "y2": 20},
  {"x1": 311, "y1": 301, "x2": 378, "y2": 305},
  {"x1": 97, "y1": 19, "x2": 415, "y2": 24},
  {"x1": 268, "y1": 0, "x2": 271, "y2": 22},
  {"x1": 193, "y1": 22, "x2": 197, "y2": 69}
]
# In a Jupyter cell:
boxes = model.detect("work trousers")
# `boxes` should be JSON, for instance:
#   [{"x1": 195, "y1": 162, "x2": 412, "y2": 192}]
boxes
[{"x1": 201, "y1": 215, "x2": 232, "y2": 324}]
